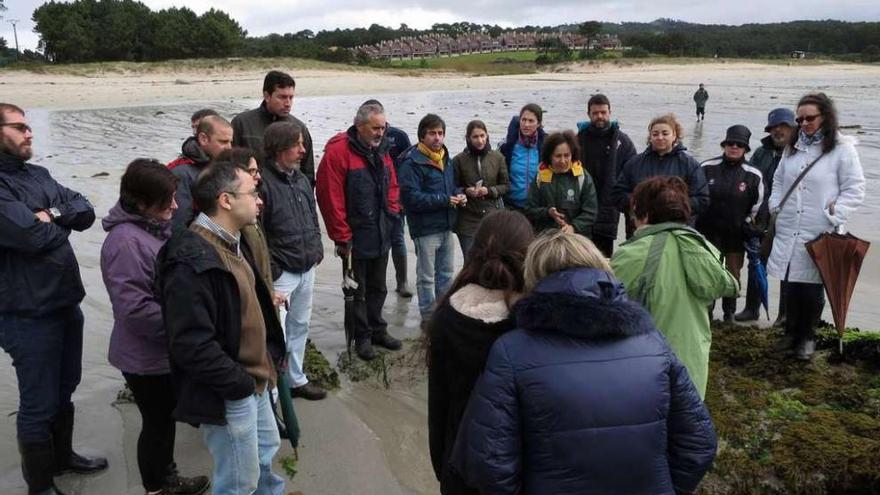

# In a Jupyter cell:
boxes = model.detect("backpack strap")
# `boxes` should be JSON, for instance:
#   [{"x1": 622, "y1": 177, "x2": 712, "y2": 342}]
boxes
[{"x1": 630, "y1": 231, "x2": 670, "y2": 310}]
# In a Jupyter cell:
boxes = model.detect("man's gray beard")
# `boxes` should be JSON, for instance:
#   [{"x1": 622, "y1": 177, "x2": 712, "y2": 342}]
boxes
[{"x1": 772, "y1": 137, "x2": 788, "y2": 149}]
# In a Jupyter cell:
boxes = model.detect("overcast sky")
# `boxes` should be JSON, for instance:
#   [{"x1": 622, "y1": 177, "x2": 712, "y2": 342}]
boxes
[{"x1": 2, "y1": 0, "x2": 879, "y2": 52}]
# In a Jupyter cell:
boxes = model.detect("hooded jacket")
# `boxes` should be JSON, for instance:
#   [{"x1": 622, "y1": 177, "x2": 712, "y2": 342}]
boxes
[
  {"x1": 168, "y1": 136, "x2": 210, "y2": 229},
  {"x1": 0, "y1": 152, "x2": 95, "y2": 315},
  {"x1": 398, "y1": 144, "x2": 459, "y2": 239},
  {"x1": 576, "y1": 121, "x2": 637, "y2": 239},
  {"x1": 750, "y1": 135, "x2": 786, "y2": 230},
  {"x1": 450, "y1": 268, "x2": 717, "y2": 495},
  {"x1": 499, "y1": 116, "x2": 546, "y2": 209},
  {"x1": 101, "y1": 201, "x2": 172, "y2": 375}
]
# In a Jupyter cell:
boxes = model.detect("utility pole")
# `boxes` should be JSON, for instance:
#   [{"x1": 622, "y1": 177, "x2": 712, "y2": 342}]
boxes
[{"x1": 6, "y1": 19, "x2": 19, "y2": 60}]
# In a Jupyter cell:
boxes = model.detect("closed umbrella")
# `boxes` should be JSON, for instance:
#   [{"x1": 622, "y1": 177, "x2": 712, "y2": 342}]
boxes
[
  {"x1": 342, "y1": 252, "x2": 359, "y2": 360},
  {"x1": 805, "y1": 229, "x2": 871, "y2": 354},
  {"x1": 276, "y1": 373, "x2": 301, "y2": 454},
  {"x1": 745, "y1": 237, "x2": 770, "y2": 320}
]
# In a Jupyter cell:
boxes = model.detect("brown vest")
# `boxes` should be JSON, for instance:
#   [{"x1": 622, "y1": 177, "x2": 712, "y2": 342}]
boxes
[{"x1": 191, "y1": 224, "x2": 275, "y2": 393}]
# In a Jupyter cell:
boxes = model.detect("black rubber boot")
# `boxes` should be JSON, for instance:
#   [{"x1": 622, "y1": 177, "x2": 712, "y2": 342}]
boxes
[
  {"x1": 355, "y1": 339, "x2": 377, "y2": 361},
  {"x1": 392, "y1": 254, "x2": 413, "y2": 298},
  {"x1": 735, "y1": 279, "x2": 761, "y2": 322},
  {"x1": 773, "y1": 281, "x2": 788, "y2": 327},
  {"x1": 20, "y1": 439, "x2": 67, "y2": 495},
  {"x1": 52, "y1": 407, "x2": 108, "y2": 475},
  {"x1": 722, "y1": 297, "x2": 736, "y2": 323}
]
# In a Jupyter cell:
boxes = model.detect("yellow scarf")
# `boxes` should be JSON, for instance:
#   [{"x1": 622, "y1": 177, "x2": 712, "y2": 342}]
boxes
[
  {"x1": 418, "y1": 142, "x2": 446, "y2": 170},
  {"x1": 537, "y1": 160, "x2": 584, "y2": 183}
]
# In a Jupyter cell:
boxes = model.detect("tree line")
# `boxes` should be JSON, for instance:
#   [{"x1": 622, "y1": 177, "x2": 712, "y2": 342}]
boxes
[{"x1": 7, "y1": 0, "x2": 880, "y2": 65}]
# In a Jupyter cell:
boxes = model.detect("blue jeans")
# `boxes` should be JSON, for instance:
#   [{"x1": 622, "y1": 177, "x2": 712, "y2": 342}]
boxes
[
  {"x1": 274, "y1": 267, "x2": 316, "y2": 388},
  {"x1": 202, "y1": 392, "x2": 285, "y2": 495},
  {"x1": 0, "y1": 306, "x2": 83, "y2": 443},
  {"x1": 413, "y1": 231, "x2": 454, "y2": 319}
]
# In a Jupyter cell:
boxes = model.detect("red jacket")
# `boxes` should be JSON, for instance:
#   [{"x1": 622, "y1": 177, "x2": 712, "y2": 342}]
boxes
[{"x1": 316, "y1": 128, "x2": 400, "y2": 259}]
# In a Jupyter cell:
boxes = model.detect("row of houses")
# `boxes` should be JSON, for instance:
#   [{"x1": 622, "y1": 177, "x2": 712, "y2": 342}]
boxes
[{"x1": 352, "y1": 32, "x2": 622, "y2": 60}]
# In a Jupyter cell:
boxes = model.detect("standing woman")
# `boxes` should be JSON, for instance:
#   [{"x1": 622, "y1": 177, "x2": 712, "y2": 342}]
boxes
[
  {"x1": 428, "y1": 210, "x2": 534, "y2": 495},
  {"x1": 767, "y1": 93, "x2": 865, "y2": 360},
  {"x1": 612, "y1": 176, "x2": 738, "y2": 398},
  {"x1": 452, "y1": 120, "x2": 510, "y2": 258},
  {"x1": 525, "y1": 130, "x2": 598, "y2": 237},
  {"x1": 499, "y1": 103, "x2": 546, "y2": 211},
  {"x1": 613, "y1": 113, "x2": 710, "y2": 237},
  {"x1": 101, "y1": 159, "x2": 209, "y2": 495}
]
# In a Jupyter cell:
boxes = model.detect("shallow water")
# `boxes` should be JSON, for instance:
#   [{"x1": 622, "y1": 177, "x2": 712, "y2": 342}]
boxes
[{"x1": 1, "y1": 73, "x2": 878, "y2": 493}]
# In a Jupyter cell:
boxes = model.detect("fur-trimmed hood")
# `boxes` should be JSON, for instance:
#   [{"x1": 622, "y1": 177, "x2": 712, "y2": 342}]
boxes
[{"x1": 515, "y1": 267, "x2": 655, "y2": 341}]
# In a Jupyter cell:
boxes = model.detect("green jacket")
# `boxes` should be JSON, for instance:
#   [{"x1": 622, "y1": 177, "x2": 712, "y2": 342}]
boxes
[
  {"x1": 524, "y1": 161, "x2": 598, "y2": 237},
  {"x1": 611, "y1": 222, "x2": 737, "y2": 398},
  {"x1": 452, "y1": 148, "x2": 510, "y2": 236},
  {"x1": 749, "y1": 136, "x2": 785, "y2": 229}
]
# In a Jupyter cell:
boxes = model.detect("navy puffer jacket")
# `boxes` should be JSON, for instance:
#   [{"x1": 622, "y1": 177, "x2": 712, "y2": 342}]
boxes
[{"x1": 450, "y1": 267, "x2": 717, "y2": 495}]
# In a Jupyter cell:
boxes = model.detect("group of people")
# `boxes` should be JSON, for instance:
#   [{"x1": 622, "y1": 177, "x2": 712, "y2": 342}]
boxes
[{"x1": 0, "y1": 64, "x2": 866, "y2": 495}]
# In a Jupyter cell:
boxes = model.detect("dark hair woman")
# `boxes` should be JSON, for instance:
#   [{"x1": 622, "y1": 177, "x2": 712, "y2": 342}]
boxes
[
  {"x1": 452, "y1": 120, "x2": 511, "y2": 259},
  {"x1": 450, "y1": 229, "x2": 717, "y2": 495},
  {"x1": 612, "y1": 113, "x2": 710, "y2": 237},
  {"x1": 427, "y1": 210, "x2": 534, "y2": 495},
  {"x1": 768, "y1": 92, "x2": 865, "y2": 360},
  {"x1": 524, "y1": 130, "x2": 598, "y2": 237},
  {"x1": 611, "y1": 176, "x2": 737, "y2": 398},
  {"x1": 499, "y1": 103, "x2": 547, "y2": 210},
  {"x1": 100, "y1": 159, "x2": 209, "y2": 495}
]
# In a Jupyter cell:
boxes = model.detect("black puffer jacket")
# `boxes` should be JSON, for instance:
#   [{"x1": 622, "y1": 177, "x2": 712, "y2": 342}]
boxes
[
  {"x1": 0, "y1": 153, "x2": 95, "y2": 315},
  {"x1": 259, "y1": 161, "x2": 323, "y2": 278}
]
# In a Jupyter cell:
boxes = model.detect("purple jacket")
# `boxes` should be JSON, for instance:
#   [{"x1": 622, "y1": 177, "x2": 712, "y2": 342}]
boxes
[{"x1": 101, "y1": 201, "x2": 172, "y2": 375}]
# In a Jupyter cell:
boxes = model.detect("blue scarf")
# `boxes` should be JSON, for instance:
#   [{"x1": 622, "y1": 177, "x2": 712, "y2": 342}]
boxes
[{"x1": 799, "y1": 129, "x2": 824, "y2": 147}]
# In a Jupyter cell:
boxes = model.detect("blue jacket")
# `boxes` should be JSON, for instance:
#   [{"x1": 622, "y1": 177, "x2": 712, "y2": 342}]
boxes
[
  {"x1": 499, "y1": 116, "x2": 546, "y2": 208},
  {"x1": 450, "y1": 267, "x2": 717, "y2": 495},
  {"x1": 397, "y1": 145, "x2": 459, "y2": 239},
  {"x1": 384, "y1": 124, "x2": 412, "y2": 171},
  {"x1": 0, "y1": 152, "x2": 95, "y2": 315}
]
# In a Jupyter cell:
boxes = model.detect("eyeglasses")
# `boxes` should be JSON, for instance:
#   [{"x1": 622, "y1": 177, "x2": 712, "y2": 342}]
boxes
[
  {"x1": 247, "y1": 168, "x2": 260, "y2": 178},
  {"x1": 223, "y1": 189, "x2": 260, "y2": 199},
  {"x1": 795, "y1": 114, "x2": 821, "y2": 124},
  {"x1": 0, "y1": 123, "x2": 32, "y2": 134},
  {"x1": 723, "y1": 142, "x2": 746, "y2": 149}
]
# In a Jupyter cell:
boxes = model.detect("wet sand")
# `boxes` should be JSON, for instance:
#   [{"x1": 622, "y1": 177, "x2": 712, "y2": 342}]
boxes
[{"x1": 0, "y1": 62, "x2": 878, "y2": 494}]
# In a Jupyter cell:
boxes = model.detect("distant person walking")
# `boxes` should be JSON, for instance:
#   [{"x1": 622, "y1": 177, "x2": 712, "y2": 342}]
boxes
[
  {"x1": 232, "y1": 70, "x2": 316, "y2": 184},
  {"x1": 499, "y1": 104, "x2": 546, "y2": 210},
  {"x1": 452, "y1": 120, "x2": 509, "y2": 259},
  {"x1": 767, "y1": 93, "x2": 865, "y2": 361},
  {"x1": 694, "y1": 83, "x2": 709, "y2": 121}
]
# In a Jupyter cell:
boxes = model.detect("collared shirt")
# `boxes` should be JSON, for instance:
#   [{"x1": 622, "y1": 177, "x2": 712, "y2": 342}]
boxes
[{"x1": 193, "y1": 213, "x2": 241, "y2": 256}]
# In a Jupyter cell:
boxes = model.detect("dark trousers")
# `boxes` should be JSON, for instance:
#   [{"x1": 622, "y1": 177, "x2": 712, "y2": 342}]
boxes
[
  {"x1": 783, "y1": 279, "x2": 825, "y2": 342},
  {"x1": 123, "y1": 372, "x2": 177, "y2": 491},
  {"x1": 721, "y1": 252, "x2": 745, "y2": 315},
  {"x1": 346, "y1": 254, "x2": 389, "y2": 341},
  {"x1": 457, "y1": 233, "x2": 475, "y2": 262},
  {"x1": 0, "y1": 306, "x2": 83, "y2": 443},
  {"x1": 391, "y1": 214, "x2": 408, "y2": 287},
  {"x1": 696, "y1": 106, "x2": 706, "y2": 119},
  {"x1": 592, "y1": 235, "x2": 615, "y2": 258}
]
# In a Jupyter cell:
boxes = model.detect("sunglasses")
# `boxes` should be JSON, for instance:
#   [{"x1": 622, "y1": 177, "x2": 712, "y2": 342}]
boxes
[
  {"x1": 795, "y1": 114, "x2": 821, "y2": 125},
  {"x1": 723, "y1": 142, "x2": 746, "y2": 149},
  {"x1": 0, "y1": 123, "x2": 33, "y2": 134}
]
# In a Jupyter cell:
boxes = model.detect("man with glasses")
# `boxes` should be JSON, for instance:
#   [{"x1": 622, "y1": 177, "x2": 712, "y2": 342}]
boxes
[
  {"x1": 735, "y1": 108, "x2": 796, "y2": 324},
  {"x1": 168, "y1": 114, "x2": 233, "y2": 228},
  {"x1": 159, "y1": 161, "x2": 287, "y2": 495},
  {"x1": 259, "y1": 121, "x2": 326, "y2": 400},
  {"x1": 0, "y1": 103, "x2": 106, "y2": 495},
  {"x1": 697, "y1": 125, "x2": 763, "y2": 322}
]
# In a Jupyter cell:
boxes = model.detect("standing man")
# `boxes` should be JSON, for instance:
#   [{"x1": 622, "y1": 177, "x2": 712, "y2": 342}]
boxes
[
  {"x1": 232, "y1": 70, "x2": 315, "y2": 185},
  {"x1": 693, "y1": 84, "x2": 709, "y2": 122},
  {"x1": 159, "y1": 162, "x2": 286, "y2": 495},
  {"x1": 361, "y1": 99, "x2": 414, "y2": 298},
  {"x1": 168, "y1": 115, "x2": 233, "y2": 228},
  {"x1": 190, "y1": 108, "x2": 219, "y2": 135},
  {"x1": 316, "y1": 103, "x2": 402, "y2": 361},
  {"x1": 576, "y1": 94, "x2": 637, "y2": 257},
  {"x1": 0, "y1": 103, "x2": 107, "y2": 495},
  {"x1": 397, "y1": 114, "x2": 464, "y2": 325},
  {"x1": 260, "y1": 122, "x2": 326, "y2": 400},
  {"x1": 735, "y1": 108, "x2": 797, "y2": 324}
]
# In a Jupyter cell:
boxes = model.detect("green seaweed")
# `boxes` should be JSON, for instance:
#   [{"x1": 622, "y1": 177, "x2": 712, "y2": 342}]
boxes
[{"x1": 302, "y1": 339, "x2": 340, "y2": 391}]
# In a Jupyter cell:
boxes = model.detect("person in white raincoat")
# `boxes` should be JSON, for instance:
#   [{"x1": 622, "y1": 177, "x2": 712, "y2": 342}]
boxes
[{"x1": 767, "y1": 92, "x2": 865, "y2": 360}]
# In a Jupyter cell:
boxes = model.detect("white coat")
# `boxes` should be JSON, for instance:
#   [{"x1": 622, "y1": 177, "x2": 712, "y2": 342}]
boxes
[{"x1": 767, "y1": 134, "x2": 865, "y2": 284}]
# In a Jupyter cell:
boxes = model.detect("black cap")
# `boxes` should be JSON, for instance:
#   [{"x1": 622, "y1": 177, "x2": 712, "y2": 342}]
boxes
[{"x1": 721, "y1": 125, "x2": 751, "y2": 152}]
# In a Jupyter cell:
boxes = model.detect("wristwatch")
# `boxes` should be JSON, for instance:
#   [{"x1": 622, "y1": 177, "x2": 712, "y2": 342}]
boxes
[{"x1": 47, "y1": 207, "x2": 61, "y2": 220}]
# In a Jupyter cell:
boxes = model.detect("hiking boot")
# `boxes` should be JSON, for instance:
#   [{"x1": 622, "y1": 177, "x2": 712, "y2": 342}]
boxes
[
  {"x1": 163, "y1": 468, "x2": 210, "y2": 495},
  {"x1": 372, "y1": 331, "x2": 402, "y2": 351},
  {"x1": 773, "y1": 334, "x2": 797, "y2": 353},
  {"x1": 290, "y1": 382, "x2": 327, "y2": 401},
  {"x1": 734, "y1": 308, "x2": 759, "y2": 322},
  {"x1": 772, "y1": 315, "x2": 787, "y2": 328},
  {"x1": 795, "y1": 339, "x2": 816, "y2": 361},
  {"x1": 395, "y1": 284, "x2": 413, "y2": 298},
  {"x1": 355, "y1": 340, "x2": 377, "y2": 361}
]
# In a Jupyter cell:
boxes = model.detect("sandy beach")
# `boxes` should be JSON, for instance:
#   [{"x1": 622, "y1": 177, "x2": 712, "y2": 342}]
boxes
[{"x1": 0, "y1": 60, "x2": 878, "y2": 494}]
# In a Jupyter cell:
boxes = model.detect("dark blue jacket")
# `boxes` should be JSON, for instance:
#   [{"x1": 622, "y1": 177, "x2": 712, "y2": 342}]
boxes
[
  {"x1": 499, "y1": 116, "x2": 546, "y2": 208},
  {"x1": 385, "y1": 124, "x2": 412, "y2": 171},
  {"x1": 0, "y1": 153, "x2": 95, "y2": 315},
  {"x1": 397, "y1": 145, "x2": 459, "y2": 239},
  {"x1": 450, "y1": 267, "x2": 717, "y2": 495}
]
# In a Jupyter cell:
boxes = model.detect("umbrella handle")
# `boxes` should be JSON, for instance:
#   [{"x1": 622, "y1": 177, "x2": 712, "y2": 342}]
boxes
[{"x1": 346, "y1": 252, "x2": 352, "y2": 273}]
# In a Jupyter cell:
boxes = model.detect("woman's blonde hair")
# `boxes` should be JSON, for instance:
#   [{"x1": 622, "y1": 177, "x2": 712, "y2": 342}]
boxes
[
  {"x1": 524, "y1": 230, "x2": 613, "y2": 291},
  {"x1": 646, "y1": 113, "x2": 684, "y2": 146}
]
